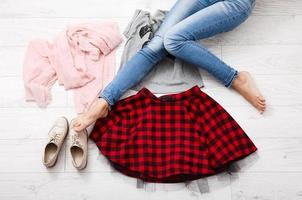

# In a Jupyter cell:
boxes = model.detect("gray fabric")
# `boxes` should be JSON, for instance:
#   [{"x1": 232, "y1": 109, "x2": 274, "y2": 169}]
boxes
[
  {"x1": 118, "y1": 9, "x2": 204, "y2": 93},
  {"x1": 136, "y1": 179, "x2": 145, "y2": 189}
]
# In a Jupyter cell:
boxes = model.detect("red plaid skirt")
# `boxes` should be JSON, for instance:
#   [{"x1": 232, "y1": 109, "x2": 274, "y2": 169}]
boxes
[{"x1": 90, "y1": 85, "x2": 257, "y2": 183}]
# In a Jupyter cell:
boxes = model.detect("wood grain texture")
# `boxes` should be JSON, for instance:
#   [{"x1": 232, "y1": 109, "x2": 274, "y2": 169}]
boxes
[
  {"x1": 231, "y1": 173, "x2": 302, "y2": 200},
  {"x1": 0, "y1": 0, "x2": 302, "y2": 199}
]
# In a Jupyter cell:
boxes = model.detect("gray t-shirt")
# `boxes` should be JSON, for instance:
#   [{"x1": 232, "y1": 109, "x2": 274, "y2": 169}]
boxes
[{"x1": 118, "y1": 9, "x2": 204, "y2": 93}]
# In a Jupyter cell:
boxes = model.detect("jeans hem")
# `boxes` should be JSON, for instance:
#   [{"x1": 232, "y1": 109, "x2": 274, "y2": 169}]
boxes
[
  {"x1": 99, "y1": 92, "x2": 114, "y2": 107},
  {"x1": 225, "y1": 69, "x2": 238, "y2": 88}
]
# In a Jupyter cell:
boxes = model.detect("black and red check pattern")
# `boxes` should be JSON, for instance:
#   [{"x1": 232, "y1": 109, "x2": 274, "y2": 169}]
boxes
[{"x1": 90, "y1": 85, "x2": 257, "y2": 183}]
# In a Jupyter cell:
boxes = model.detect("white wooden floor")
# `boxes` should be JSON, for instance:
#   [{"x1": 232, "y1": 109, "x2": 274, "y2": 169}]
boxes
[{"x1": 1, "y1": 0, "x2": 302, "y2": 199}]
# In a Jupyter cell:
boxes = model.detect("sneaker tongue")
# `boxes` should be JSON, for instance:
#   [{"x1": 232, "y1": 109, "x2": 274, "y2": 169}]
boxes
[
  {"x1": 48, "y1": 138, "x2": 58, "y2": 145},
  {"x1": 48, "y1": 127, "x2": 65, "y2": 145},
  {"x1": 72, "y1": 142, "x2": 82, "y2": 148},
  {"x1": 71, "y1": 136, "x2": 83, "y2": 148}
]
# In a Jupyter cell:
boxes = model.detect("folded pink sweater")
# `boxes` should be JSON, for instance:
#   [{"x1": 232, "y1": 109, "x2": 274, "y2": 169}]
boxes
[{"x1": 23, "y1": 22, "x2": 123, "y2": 113}]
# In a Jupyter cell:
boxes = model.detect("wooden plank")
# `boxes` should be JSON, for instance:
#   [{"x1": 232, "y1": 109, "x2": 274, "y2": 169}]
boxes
[
  {"x1": 230, "y1": 138, "x2": 302, "y2": 173},
  {"x1": 0, "y1": 172, "x2": 230, "y2": 200},
  {"x1": 226, "y1": 106, "x2": 302, "y2": 138},
  {"x1": 1, "y1": 0, "x2": 302, "y2": 18},
  {"x1": 0, "y1": 172, "x2": 142, "y2": 200},
  {"x1": 0, "y1": 77, "x2": 68, "y2": 108},
  {"x1": 221, "y1": 45, "x2": 302, "y2": 75},
  {"x1": 0, "y1": 139, "x2": 65, "y2": 173},
  {"x1": 0, "y1": 0, "x2": 163, "y2": 18},
  {"x1": 231, "y1": 172, "x2": 302, "y2": 200},
  {"x1": 0, "y1": 108, "x2": 75, "y2": 139},
  {"x1": 217, "y1": 15, "x2": 302, "y2": 45},
  {"x1": 202, "y1": 74, "x2": 302, "y2": 107},
  {"x1": 1, "y1": 16, "x2": 302, "y2": 47},
  {"x1": 253, "y1": 0, "x2": 302, "y2": 16},
  {"x1": 0, "y1": 18, "x2": 129, "y2": 46},
  {"x1": 0, "y1": 46, "x2": 26, "y2": 76}
]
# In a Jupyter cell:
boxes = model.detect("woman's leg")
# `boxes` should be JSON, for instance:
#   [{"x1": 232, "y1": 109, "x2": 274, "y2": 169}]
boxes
[
  {"x1": 100, "y1": 0, "x2": 216, "y2": 106},
  {"x1": 163, "y1": 0, "x2": 265, "y2": 112},
  {"x1": 72, "y1": 0, "x2": 216, "y2": 131}
]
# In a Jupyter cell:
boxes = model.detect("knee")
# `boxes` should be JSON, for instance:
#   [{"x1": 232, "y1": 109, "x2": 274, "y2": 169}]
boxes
[
  {"x1": 142, "y1": 34, "x2": 165, "y2": 53},
  {"x1": 163, "y1": 28, "x2": 186, "y2": 54},
  {"x1": 138, "y1": 34, "x2": 167, "y2": 63}
]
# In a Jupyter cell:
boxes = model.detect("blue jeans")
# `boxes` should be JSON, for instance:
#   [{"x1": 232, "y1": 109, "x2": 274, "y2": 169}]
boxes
[{"x1": 100, "y1": 0, "x2": 256, "y2": 106}]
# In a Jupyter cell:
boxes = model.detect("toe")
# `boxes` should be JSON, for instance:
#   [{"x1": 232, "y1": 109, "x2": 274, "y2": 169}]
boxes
[
  {"x1": 258, "y1": 108, "x2": 264, "y2": 114},
  {"x1": 256, "y1": 101, "x2": 265, "y2": 109},
  {"x1": 259, "y1": 105, "x2": 266, "y2": 113},
  {"x1": 73, "y1": 125, "x2": 82, "y2": 132},
  {"x1": 74, "y1": 121, "x2": 86, "y2": 132},
  {"x1": 257, "y1": 96, "x2": 265, "y2": 102},
  {"x1": 257, "y1": 97, "x2": 266, "y2": 104},
  {"x1": 72, "y1": 119, "x2": 80, "y2": 127},
  {"x1": 258, "y1": 100, "x2": 266, "y2": 106}
]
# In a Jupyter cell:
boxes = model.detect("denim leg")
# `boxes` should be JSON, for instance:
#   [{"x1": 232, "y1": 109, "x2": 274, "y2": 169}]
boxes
[
  {"x1": 100, "y1": 0, "x2": 212, "y2": 106},
  {"x1": 163, "y1": 0, "x2": 255, "y2": 87},
  {"x1": 99, "y1": 36, "x2": 166, "y2": 106}
]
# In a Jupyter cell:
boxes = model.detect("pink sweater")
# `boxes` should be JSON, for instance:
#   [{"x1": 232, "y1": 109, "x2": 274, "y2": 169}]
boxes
[{"x1": 23, "y1": 22, "x2": 123, "y2": 113}]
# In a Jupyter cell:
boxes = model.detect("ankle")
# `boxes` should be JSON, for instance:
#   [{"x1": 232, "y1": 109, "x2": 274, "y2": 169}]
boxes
[
  {"x1": 86, "y1": 98, "x2": 109, "y2": 117},
  {"x1": 99, "y1": 98, "x2": 110, "y2": 109},
  {"x1": 97, "y1": 98, "x2": 111, "y2": 117},
  {"x1": 232, "y1": 71, "x2": 247, "y2": 88}
]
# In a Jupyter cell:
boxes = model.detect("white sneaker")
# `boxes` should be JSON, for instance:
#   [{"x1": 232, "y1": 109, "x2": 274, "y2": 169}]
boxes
[
  {"x1": 69, "y1": 120, "x2": 88, "y2": 170},
  {"x1": 42, "y1": 117, "x2": 69, "y2": 168}
]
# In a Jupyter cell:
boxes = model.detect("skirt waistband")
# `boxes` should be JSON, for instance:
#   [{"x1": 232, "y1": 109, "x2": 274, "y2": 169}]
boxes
[{"x1": 138, "y1": 85, "x2": 202, "y2": 103}]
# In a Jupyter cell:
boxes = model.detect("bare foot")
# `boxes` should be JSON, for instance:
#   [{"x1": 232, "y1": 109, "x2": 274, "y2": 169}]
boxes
[
  {"x1": 71, "y1": 98, "x2": 110, "y2": 132},
  {"x1": 232, "y1": 71, "x2": 266, "y2": 113}
]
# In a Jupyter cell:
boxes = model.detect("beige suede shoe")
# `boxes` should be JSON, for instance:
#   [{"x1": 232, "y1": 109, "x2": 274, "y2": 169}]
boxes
[
  {"x1": 69, "y1": 120, "x2": 88, "y2": 170},
  {"x1": 43, "y1": 116, "x2": 69, "y2": 168}
]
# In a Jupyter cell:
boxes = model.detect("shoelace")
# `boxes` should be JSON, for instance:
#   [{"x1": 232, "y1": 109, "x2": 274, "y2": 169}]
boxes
[
  {"x1": 48, "y1": 126, "x2": 65, "y2": 144},
  {"x1": 49, "y1": 133, "x2": 61, "y2": 144},
  {"x1": 71, "y1": 134, "x2": 82, "y2": 148}
]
